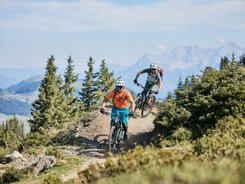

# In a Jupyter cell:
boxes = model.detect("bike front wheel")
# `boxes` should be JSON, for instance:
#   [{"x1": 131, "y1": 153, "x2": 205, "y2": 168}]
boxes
[
  {"x1": 141, "y1": 95, "x2": 156, "y2": 118},
  {"x1": 133, "y1": 96, "x2": 143, "y2": 115},
  {"x1": 108, "y1": 126, "x2": 117, "y2": 153}
]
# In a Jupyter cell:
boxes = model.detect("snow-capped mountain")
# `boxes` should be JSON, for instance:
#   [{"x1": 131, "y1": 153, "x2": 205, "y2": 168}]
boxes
[{"x1": 109, "y1": 42, "x2": 245, "y2": 98}]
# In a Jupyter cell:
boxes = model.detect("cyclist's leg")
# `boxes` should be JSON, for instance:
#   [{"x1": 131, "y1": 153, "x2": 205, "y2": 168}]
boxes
[
  {"x1": 146, "y1": 84, "x2": 157, "y2": 107},
  {"x1": 150, "y1": 83, "x2": 159, "y2": 94},
  {"x1": 144, "y1": 81, "x2": 154, "y2": 106},
  {"x1": 111, "y1": 106, "x2": 119, "y2": 127},
  {"x1": 144, "y1": 81, "x2": 152, "y2": 91},
  {"x1": 119, "y1": 108, "x2": 129, "y2": 140}
]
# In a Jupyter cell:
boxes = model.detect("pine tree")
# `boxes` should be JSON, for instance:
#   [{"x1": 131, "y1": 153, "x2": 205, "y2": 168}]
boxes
[
  {"x1": 79, "y1": 57, "x2": 99, "y2": 111},
  {"x1": 166, "y1": 92, "x2": 173, "y2": 100},
  {"x1": 63, "y1": 55, "x2": 79, "y2": 121},
  {"x1": 231, "y1": 52, "x2": 237, "y2": 66},
  {"x1": 239, "y1": 54, "x2": 245, "y2": 66},
  {"x1": 220, "y1": 56, "x2": 229, "y2": 70},
  {"x1": 0, "y1": 115, "x2": 24, "y2": 151},
  {"x1": 96, "y1": 59, "x2": 115, "y2": 103},
  {"x1": 175, "y1": 77, "x2": 190, "y2": 106},
  {"x1": 29, "y1": 55, "x2": 67, "y2": 133}
]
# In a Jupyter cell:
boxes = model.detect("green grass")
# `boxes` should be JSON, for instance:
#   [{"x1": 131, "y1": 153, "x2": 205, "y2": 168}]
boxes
[{"x1": 15, "y1": 156, "x2": 84, "y2": 184}]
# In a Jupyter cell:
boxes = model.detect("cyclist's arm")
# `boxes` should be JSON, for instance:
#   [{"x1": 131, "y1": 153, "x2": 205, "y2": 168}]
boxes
[
  {"x1": 101, "y1": 97, "x2": 108, "y2": 108},
  {"x1": 158, "y1": 80, "x2": 162, "y2": 92},
  {"x1": 135, "y1": 69, "x2": 149, "y2": 79},
  {"x1": 129, "y1": 99, "x2": 135, "y2": 112},
  {"x1": 157, "y1": 73, "x2": 162, "y2": 92},
  {"x1": 127, "y1": 92, "x2": 135, "y2": 112}
]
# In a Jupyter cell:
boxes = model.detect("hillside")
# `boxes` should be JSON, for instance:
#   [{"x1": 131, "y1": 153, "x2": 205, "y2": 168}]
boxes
[
  {"x1": 0, "y1": 75, "x2": 42, "y2": 116},
  {"x1": 4, "y1": 75, "x2": 43, "y2": 94},
  {"x1": 0, "y1": 74, "x2": 17, "y2": 89},
  {"x1": 0, "y1": 96, "x2": 32, "y2": 116}
]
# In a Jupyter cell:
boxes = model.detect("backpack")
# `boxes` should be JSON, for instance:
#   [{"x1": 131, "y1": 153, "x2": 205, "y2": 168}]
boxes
[{"x1": 158, "y1": 66, "x2": 163, "y2": 78}]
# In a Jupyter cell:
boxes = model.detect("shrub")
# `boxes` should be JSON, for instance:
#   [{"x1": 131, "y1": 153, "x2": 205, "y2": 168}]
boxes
[
  {"x1": 46, "y1": 147, "x2": 62, "y2": 159},
  {"x1": 171, "y1": 127, "x2": 192, "y2": 142},
  {"x1": 0, "y1": 147, "x2": 8, "y2": 163},
  {"x1": 194, "y1": 115, "x2": 245, "y2": 160},
  {"x1": 42, "y1": 175, "x2": 63, "y2": 184},
  {"x1": 24, "y1": 132, "x2": 51, "y2": 147},
  {"x1": 0, "y1": 167, "x2": 25, "y2": 184},
  {"x1": 0, "y1": 116, "x2": 25, "y2": 152}
]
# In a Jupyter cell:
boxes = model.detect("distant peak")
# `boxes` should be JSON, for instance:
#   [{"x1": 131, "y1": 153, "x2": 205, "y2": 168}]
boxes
[{"x1": 218, "y1": 42, "x2": 241, "y2": 49}]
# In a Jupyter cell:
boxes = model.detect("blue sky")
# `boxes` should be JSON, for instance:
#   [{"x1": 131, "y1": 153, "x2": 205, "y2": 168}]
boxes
[{"x1": 0, "y1": 0, "x2": 245, "y2": 71}]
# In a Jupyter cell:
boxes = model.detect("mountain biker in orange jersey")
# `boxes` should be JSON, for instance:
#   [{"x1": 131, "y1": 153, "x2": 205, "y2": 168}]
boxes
[
  {"x1": 133, "y1": 63, "x2": 163, "y2": 95},
  {"x1": 100, "y1": 79, "x2": 135, "y2": 140}
]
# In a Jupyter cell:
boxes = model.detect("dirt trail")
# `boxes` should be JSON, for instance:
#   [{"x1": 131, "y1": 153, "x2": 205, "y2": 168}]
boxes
[
  {"x1": 62, "y1": 109, "x2": 157, "y2": 181},
  {"x1": 77, "y1": 109, "x2": 156, "y2": 156}
]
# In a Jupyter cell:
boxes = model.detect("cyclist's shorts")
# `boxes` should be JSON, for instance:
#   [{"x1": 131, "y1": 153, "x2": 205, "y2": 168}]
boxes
[
  {"x1": 145, "y1": 80, "x2": 159, "y2": 92},
  {"x1": 111, "y1": 107, "x2": 129, "y2": 124}
]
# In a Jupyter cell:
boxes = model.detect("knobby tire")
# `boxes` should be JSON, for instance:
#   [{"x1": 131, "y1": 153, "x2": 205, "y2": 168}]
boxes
[
  {"x1": 134, "y1": 96, "x2": 144, "y2": 117},
  {"x1": 142, "y1": 95, "x2": 156, "y2": 118},
  {"x1": 108, "y1": 126, "x2": 117, "y2": 153}
]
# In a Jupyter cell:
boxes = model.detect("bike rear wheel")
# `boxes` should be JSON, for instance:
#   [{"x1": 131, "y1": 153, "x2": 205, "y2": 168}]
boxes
[
  {"x1": 141, "y1": 95, "x2": 156, "y2": 118},
  {"x1": 108, "y1": 126, "x2": 117, "y2": 153}
]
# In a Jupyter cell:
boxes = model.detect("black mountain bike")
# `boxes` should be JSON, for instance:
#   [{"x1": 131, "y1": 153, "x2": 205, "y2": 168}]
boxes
[
  {"x1": 133, "y1": 82, "x2": 156, "y2": 118},
  {"x1": 104, "y1": 112, "x2": 129, "y2": 153}
]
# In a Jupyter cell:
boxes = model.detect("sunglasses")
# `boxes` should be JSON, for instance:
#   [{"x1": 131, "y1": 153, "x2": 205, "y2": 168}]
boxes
[{"x1": 116, "y1": 86, "x2": 124, "y2": 90}]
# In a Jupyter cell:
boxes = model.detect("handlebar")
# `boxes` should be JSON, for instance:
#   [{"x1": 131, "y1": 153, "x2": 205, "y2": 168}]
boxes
[
  {"x1": 100, "y1": 109, "x2": 135, "y2": 118},
  {"x1": 134, "y1": 82, "x2": 156, "y2": 94},
  {"x1": 103, "y1": 111, "x2": 130, "y2": 117}
]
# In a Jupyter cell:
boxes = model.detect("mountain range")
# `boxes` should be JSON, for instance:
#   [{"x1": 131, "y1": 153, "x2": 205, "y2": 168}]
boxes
[
  {"x1": 112, "y1": 42, "x2": 245, "y2": 98},
  {"x1": 0, "y1": 42, "x2": 244, "y2": 117}
]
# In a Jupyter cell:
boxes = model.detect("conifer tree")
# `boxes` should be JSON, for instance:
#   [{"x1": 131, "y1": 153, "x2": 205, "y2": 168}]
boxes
[
  {"x1": 190, "y1": 75, "x2": 199, "y2": 87},
  {"x1": 63, "y1": 55, "x2": 79, "y2": 120},
  {"x1": 220, "y1": 56, "x2": 229, "y2": 70},
  {"x1": 166, "y1": 92, "x2": 173, "y2": 101},
  {"x1": 29, "y1": 55, "x2": 67, "y2": 133},
  {"x1": 231, "y1": 52, "x2": 237, "y2": 66},
  {"x1": 79, "y1": 57, "x2": 99, "y2": 111},
  {"x1": 96, "y1": 59, "x2": 115, "y2": 103},
  {"x1": 175, "y1": 77, "x2": 190, "y2": 106},
  {"x1": 239, "y1": 54, "x2": 245, "y2": 66},
  {"x1": 0, "y1": 115, "x2": 24, "y2": 151}
]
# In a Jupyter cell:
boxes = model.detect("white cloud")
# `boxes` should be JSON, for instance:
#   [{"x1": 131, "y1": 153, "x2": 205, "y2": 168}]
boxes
[{"x1": 1, "y1": 0, "x2": 245, "y2": 32}]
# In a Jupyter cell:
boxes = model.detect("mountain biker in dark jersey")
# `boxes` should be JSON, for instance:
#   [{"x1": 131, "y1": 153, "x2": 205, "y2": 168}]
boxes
[
  {"x1": 133, "y1": 63, "x2": 163, "y2": 95},
  {"x1": 100, "y1": 79, "x2": 135, "y2": 140}
]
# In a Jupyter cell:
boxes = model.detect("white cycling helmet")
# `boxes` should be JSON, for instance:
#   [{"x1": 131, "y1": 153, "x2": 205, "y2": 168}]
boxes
[
  {"x1": 150, "y1": 63, "x2": 158, "y2": 70},
  {"x1": 115, "y1": 79, "x2": 125, "y2": 86}
]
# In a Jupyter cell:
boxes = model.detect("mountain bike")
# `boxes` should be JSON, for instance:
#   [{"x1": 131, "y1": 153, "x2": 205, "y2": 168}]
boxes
[
  {"x1": 103, "y1": 111, "x2": 130, "y2": 153},
  {"x1": 133, "y1": 82, "x2": 156, "y2": 118}
]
